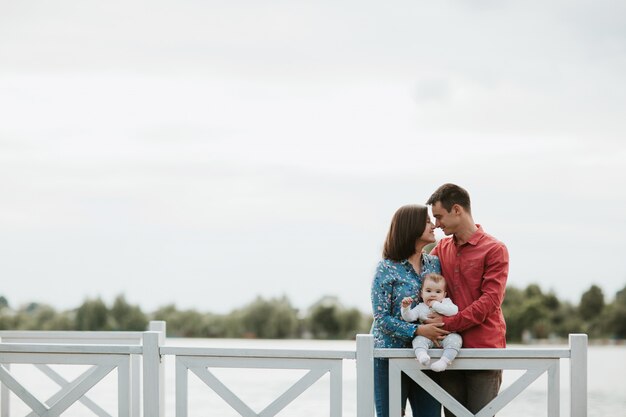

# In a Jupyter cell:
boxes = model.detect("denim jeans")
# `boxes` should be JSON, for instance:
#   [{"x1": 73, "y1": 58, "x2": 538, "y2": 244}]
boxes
[
  {"x1": 374, "y1": 358, "x2": 441, "y2": 417},
  {"x1": 437, "y1": 370, "x2": 503, "y2": 417}
]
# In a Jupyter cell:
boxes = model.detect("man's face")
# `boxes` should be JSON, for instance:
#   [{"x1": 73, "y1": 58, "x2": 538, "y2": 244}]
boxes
[{"x1": 431, "y1": 201, "x2": 459, "y2": 236}]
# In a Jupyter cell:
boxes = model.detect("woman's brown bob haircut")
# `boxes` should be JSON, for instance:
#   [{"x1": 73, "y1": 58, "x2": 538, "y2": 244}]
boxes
[{"x1": 383, "y1": 204, "x2": 428, "y2": 261}]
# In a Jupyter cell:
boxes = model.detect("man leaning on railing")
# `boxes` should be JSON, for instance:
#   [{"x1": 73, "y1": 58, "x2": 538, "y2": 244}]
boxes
[{"x1": 425, "y1": 183, "x2": 509, "y2": 416}]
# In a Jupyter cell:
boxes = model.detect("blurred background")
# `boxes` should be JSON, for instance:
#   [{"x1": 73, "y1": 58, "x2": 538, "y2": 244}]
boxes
[{"x1": 1, "y1": 0, "x2": 625, "y2": 339}]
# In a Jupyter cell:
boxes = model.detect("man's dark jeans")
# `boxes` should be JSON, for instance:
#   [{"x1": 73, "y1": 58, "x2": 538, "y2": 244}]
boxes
[{"x1": 437, "y1": 369, "x2": 503, "y2": 417}]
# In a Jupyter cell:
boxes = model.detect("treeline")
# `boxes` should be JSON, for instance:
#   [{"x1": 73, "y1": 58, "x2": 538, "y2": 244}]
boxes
[
  {"x1": 0, "y1": 295, "x2": 372, "y2": 339},
  {"x1": 1, "y1": 283, "x2": 625, "y2": 341},
  {"x1": 502, "y1": 283, "x2": 626, "y2": 342}
]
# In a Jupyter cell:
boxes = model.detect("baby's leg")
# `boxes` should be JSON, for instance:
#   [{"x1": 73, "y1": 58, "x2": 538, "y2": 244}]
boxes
[
  {"x1": 411, "y1": 336, "x2": 432, "y2": 365},
  {"x1": 431, "y1": 333, "x2": 463, "y2": 372}
]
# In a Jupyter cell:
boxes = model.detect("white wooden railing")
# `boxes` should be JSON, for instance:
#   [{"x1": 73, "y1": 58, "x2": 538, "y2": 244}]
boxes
[
  {"x1": 162, "y1": 346, "x2": 352, "y2": 416},
  {"x1": 0, "y1": 327, "x2": 588, "y2": 417},
  {"x1": 356, "y1": 333, "x2": 588, "y2": 417},
  {"x1": 0, "y1": 322, "x2": 165, "y2": 417}
]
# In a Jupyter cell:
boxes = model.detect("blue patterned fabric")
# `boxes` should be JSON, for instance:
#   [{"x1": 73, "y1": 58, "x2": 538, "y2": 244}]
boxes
[{"x1": 371, "y1": 254, "x2": 441, "y2": 348}]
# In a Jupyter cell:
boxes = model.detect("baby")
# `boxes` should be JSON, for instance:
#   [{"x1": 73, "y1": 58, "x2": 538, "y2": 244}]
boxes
[{"x1": 401, "y1": 273, "x2": 462, "y2": 372}]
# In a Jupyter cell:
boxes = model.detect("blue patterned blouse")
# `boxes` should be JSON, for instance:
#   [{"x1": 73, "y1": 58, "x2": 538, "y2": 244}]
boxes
[{"x1": 371, "y1": 254, "x2": 441, "y2": 348}]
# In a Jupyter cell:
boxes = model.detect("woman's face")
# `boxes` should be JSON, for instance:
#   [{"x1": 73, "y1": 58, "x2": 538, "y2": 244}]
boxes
[{"x1": 418, "y1": 217, "x2": 436, "y2": 244}]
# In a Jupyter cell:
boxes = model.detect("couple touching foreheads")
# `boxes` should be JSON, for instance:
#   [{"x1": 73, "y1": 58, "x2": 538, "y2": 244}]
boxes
[{"x1": 371, "y1": 183, "x2": 509, "y2": 417}]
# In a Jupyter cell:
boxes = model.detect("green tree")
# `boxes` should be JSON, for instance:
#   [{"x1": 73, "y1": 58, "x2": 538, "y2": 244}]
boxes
[
  {"x1": 233, "y1": 296, "x2": 299, "y2": 339},
  {"x1": 605, "y1": 285, "x2": 626, "y2": 338},
  {"x1": 75, "y1": 298, "x2": 110, "y2": 330},
  {"x1": 110, "y1": 295, "x2": 148, "y2": 331},
  {"x1": 307, "y1": 296, "x2": 365, "y2": 339},
  {"x1": 579, "y1": 285, "x2": 605, "y2": 319},
  {"x1": 502, "y1": 286, "x2": 525, "y2": 341}
]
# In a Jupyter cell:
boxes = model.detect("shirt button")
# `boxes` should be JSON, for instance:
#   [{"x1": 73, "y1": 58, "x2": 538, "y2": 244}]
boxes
[{"x1": 454, "y1": 267, "x2": 459, "y2": 272}]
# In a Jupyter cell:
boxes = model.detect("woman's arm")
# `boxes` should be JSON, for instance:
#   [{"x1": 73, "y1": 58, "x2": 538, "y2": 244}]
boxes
[{"x1": 371, "y1": 264, "x2": 417, "y2": 341}]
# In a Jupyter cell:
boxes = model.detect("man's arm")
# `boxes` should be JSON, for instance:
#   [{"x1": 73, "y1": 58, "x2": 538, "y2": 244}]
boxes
[{"x1": 442, "y1": 244, "x2": 509, "y2": 332}]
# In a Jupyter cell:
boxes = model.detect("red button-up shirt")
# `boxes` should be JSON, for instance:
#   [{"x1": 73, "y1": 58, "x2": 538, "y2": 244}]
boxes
[{"x1": 431, "y1": 225, "x2": 509, "y2": 348}]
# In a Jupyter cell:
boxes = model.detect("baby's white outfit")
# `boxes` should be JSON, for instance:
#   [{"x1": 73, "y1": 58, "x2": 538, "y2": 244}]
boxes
[{"x1": 401, "y1": 298, "x2": 463, "y2": 371}]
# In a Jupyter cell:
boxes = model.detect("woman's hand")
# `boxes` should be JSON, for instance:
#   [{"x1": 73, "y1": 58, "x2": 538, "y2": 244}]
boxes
[
  {"x1": 416, "y1": 323, "x2": 449, "y2": 345},
  {"x1": 401, "y1": 297, "x2": 413, "y2": 308}
]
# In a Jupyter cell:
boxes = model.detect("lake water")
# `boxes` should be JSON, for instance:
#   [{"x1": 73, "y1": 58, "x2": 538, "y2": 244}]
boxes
[{"x1": 3, "y1": 338, "x2": 625, "y2": 416}]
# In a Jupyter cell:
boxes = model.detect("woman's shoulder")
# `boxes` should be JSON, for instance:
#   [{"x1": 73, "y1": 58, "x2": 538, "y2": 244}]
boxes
[
  {"x1": 375, "y1": 258, "x2": 406, "y2": 277},
  {"x1": 377, "y1": 258, "x2": 408, "y2": 270}
]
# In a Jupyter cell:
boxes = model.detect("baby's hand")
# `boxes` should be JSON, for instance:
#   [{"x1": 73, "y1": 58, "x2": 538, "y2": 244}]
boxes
[{"x1": 401, "y1": 297, "x2": 413, "y2": 308}]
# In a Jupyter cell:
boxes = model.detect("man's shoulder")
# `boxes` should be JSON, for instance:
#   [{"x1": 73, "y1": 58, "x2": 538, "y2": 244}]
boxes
[{"x1": 478, "y1": 230, "x2": 508, "y2": 250}]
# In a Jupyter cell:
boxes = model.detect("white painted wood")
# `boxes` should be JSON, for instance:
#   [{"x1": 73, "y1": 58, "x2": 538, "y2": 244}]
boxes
[
  {"x1": 32, "y1": 364, "x2": 111, "y2": 417},
  {"x1": 46, "y1": 364, "x2": 116, "y2": 417},
  {"x1": 257, "y1": 369, "x2": 326, "y2": 416},
  {"x1": 0, "y1": 365, "x2": 48, "y2": 416},
  {"x1": 181, "y1": 355, "x2": 340, "y2": 371},
  {"x1": 329, "y1": 361, "x2": 342, "y2": 417},
  {"x1": 142, "y1": 331, "x2": 163, "y2": 417},
  {"x1": 176, "y1": 354, "x2": 343, "y2": 417},
  {"x1": 190, "y1": 367, "x2": 257, "y2": 417},
  {"x1": 547, "y1": 361, "x2": 560, "y2": 417},
  {"x1": 0, "y1": 344, "x2": 140, "y2": 355},
  {"x1": 442, "y1": 357, "x2": 557, "y2": 371},
  {"x1": 1, "y1": 364, "x2": 10, "y2": 417},
  {"x1": 355, "y1": 334, "x2": 374, "y2": 417},
  {"x1": 160, "y1": 346, "x2": 355, "y2": 359},
  {"x1": 570, "y1": 334, "x2": 588, "y2": 417},
  {"x1": 0, "y1": 321, "x2": 165, "y2": 417},
  {"x1": 0, "y1": 332, "x2": 144, "y2": 345},
  {"x1": 0, "y1": 352, "x2": 129, "y2": 366},
  {"x1": 0, "y1": 350, "x2": 131, "y2": 417},
  {"x1": 175, "y1": 357, "x2": 188, "y2": 417},
  {"x1": 401, "y1": 366, "x2": 472, "y2": 417},
  {"x1": 0, "y1": 330, "x2": 587, "y2": 417},
  {"x1": 474, "y1": 368, "x2": 545, "y2": 417},
  {"x1": 387, "y1": 358, "x2": 403, "y2": 417},
  {"x1": 118, "y1": 356, "x2": 131, "y2": 417},
  {"x1": 375, "y1": 347, "x2": 570, "y2": 359}
]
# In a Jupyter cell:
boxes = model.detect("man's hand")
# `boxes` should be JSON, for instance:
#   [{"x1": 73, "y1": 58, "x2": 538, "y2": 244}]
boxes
[
  {"x1": 423, "y1": 313, "x2": 443, "y2": 325},
  {"x1": 401, "y1": 297, "x2": 413, "y2": 308},
  {"x1": 416, "y1": 323, "x2": 449, "y2": 345}
]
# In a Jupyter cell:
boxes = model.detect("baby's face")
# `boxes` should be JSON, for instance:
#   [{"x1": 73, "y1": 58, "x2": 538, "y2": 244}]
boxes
[{"x1": 421, "y1": 279, "x2": 446, "y2": 305}]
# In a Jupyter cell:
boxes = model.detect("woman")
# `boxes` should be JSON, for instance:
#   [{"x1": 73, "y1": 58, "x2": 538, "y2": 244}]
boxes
[{"x1": 371, "y1": 204, "x2": 448, "y2": 417}]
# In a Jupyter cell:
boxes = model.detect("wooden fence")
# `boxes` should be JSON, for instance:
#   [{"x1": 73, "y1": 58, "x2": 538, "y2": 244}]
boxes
[{"x1": 0, "y1": 326, "x2": 587, "y2": 417}]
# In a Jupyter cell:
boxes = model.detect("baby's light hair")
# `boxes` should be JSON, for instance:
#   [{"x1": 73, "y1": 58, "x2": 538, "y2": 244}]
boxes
[{"x1": 422, "y1": 273, "x2": 447, "y2": 290}]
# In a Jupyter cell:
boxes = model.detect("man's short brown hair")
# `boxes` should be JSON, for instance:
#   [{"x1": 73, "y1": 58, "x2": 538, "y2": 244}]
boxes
[{"x1": 426, "y1": 183, "x2": 471, "y2": 214}]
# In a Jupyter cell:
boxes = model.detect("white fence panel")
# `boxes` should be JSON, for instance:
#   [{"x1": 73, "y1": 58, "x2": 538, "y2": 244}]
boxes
[
  {"x1": 0, "y1": 348, "x2": 133, "y2": 417},
  {"x1": 355, "y1": 333, "x2": 588, "y2": 417},
  {"x1": 163, "y1": 347, "x2": 352, "y2": 417},
  {"x1": 0, "y1": 321, "x2": 165, "y2": 417}
]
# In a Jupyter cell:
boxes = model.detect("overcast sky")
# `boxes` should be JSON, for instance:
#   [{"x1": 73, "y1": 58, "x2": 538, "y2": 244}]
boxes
[{"x1": 1, "y1": 0, "x2": 625, "y2": 315}]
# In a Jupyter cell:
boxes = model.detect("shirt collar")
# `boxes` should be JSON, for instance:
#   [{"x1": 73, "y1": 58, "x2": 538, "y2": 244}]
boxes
[
  {"x1": 454, "y1": 224, "x2": 485, "y2": 246},
  {"x1": 401, "y1": 256, "x2": 421, "y2": 274}
]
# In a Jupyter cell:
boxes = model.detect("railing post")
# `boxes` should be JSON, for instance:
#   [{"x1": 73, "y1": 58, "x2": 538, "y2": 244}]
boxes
[
  {"x1": 0, "y1": 364, "x2": 9, "y2": 417},
  {"x1": 148, "y1": 320, "x2": 167, "y2": 337},
  {"x1": 569, "y1": 333, "x2": 587, "y2": 417},
  {"x1": 356, "y1": 334, "x2": 375, "y2": 417},
  {"x1": 143, "y1": 331, "x2": 164, "y2": 417}
]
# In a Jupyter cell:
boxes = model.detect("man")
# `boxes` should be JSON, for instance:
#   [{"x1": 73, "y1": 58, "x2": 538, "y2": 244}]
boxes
[{"x1": 425, "y1": 183, "x2": 509, "y2": 416}]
